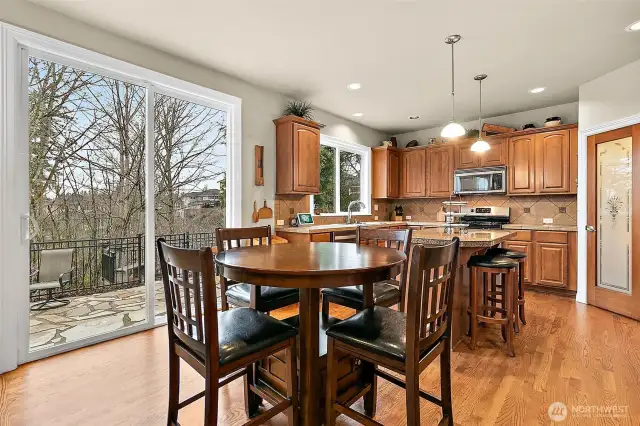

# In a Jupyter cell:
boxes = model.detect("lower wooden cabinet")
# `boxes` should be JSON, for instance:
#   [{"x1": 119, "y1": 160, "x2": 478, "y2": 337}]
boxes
[{"x1": 502, "y1": 230, "x2": 575, "y2": 291}]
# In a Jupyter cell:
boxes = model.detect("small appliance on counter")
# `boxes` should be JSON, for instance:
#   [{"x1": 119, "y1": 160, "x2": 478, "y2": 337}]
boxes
[{"x1": 459, "y1": 206, "x2": 510, "y2": 229}]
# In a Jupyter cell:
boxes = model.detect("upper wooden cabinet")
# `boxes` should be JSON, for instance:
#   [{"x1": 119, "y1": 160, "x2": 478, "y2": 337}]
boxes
[
  {"x1": 508, "y1": 135, "x2": 536, "y2": 194},
  {"x1": 428, "y1": 145, "x2": 455, "y2": 197},
  {"x1": 372, "y1": 147, "x2": 400, "y2": 198},
  {"x1": 400, "y1": 147, "x2": 427, "y2": 198},
  {"x1": 455, "y1": 138, "x2": 507, "y2": 169},
  {"x1": 535, "y1": 130, "x2": 570, "y2": 193},
  {"x1": 274, "y1": 116, "x2": 321, "y2": 195}
]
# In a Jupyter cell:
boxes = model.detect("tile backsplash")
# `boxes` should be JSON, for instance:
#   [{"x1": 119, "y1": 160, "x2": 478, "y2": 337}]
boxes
[
  {"x1": 386, "y1": 194, "x2": 577, "y2": 225},
  {"x1": 274, "y1": 195, "x2": 389, "y2": 225}
]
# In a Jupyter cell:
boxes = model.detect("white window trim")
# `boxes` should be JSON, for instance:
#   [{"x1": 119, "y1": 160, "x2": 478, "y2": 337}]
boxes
[
  {"x1": 0, "y1": 22, "x2": 242, "y2": 370},
  {"x1": 310, "y1": 135, "x2": 371, "y2": 216}
]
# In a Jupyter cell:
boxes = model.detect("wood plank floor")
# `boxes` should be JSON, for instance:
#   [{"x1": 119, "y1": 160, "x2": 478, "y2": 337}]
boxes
[{"x1": 1, "y1": 291, "x2": 639, "y2": 425}]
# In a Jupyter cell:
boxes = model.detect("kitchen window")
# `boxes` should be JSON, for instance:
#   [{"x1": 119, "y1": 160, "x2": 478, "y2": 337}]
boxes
[{"x1": 311, "y1": 136, "x2": 371, "y2": 215}]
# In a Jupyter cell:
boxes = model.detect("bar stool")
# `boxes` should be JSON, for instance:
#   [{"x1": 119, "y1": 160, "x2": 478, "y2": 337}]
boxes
[
  {"x1": 467, "y1": 255, "x2": 519, "y2": 357},
  {"x1": 486, "y1": 247, "x2": 527, "y2": 332}
]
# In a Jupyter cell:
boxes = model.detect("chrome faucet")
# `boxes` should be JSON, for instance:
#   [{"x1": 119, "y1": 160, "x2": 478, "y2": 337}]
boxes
[{"x1": 346, "y1": 200, "x2": 366, "y2": 224}]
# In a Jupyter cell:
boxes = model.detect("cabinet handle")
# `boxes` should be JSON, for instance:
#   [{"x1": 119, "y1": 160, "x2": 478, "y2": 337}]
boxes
[{"x1": 585, "y1": 225, "x2": 596, "y2": 233}]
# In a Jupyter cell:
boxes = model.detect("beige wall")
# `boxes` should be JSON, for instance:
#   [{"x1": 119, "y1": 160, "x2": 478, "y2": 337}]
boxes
[
  {"x1": 0, "y1": 0, "x2": 389, "y2": 227},
  {"x1": 393, "y1": 102, "x2": 579, "y2": 147}
]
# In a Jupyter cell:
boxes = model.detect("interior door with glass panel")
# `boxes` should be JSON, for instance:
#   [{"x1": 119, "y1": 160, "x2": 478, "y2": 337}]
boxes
[{"x1": 587, "y1": 125, "x2": 640, "y2": 320}]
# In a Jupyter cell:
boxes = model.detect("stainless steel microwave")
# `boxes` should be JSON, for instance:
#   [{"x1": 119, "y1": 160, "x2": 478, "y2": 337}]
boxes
[{"x1": 453, "y1": 166, "x2": 506, "y2": 194}]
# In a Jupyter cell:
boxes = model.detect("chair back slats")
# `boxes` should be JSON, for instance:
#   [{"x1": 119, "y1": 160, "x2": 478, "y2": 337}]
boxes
[
  {"x1": 405, "y1": 238, "x2": 460, "y2": 358},
  {"x1": 356, "y1": 227, "x2": 412, "y2": 284},
  {"x1": 216, "y1": 226, "x2": 272, "y2": 252},
  {"x1": 157, "y1": 238, "x2": 219, "y2": 363}
]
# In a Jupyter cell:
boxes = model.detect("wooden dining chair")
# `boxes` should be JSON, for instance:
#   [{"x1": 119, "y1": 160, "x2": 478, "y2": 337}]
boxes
[
  {"x1": 321, "y1": 227, "x2": 412, "y2": 315},
  {"x1": 325, "y1": 238, "x2": 460, "y2": 426},
  {"x1": 157, "y1": 238, "x2": 299, "y2": 426},
  {"x1": 215, "y1": 225, "x2": 299, "y2": 312}
]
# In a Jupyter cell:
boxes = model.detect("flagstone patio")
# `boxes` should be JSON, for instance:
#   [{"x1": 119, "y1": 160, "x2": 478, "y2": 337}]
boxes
[{"x1": 29, "y1": 281, "x2": 222, "y2": 351}]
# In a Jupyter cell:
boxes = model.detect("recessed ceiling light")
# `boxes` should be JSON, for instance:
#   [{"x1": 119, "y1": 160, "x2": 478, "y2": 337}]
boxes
[
  {"x1": 409, "y1": 115, "x2": 420, "y2": 120},
  {"x1": 347, "y1": 83, "x2": 362, "y2": 91},
  {"x1": 529, "y1": 87, "x2": 545, "y2": 94},
  {"x1": 352, "y1": 112, "x2": 364, "y2": 117},
  {"x1": 626, "y1": 20, "x2": 640, "y2": 32}
]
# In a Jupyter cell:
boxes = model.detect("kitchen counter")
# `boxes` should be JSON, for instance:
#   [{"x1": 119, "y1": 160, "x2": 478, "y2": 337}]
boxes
[
  {"x1": 276, "y1": 221, "x2": 448, "y2": 234},
  {"x1": 502, "y1": 224, "x2": 578, "y2": 232},
  {"x1": 412, "y1": 229, "x2": 518, "y2": 248}
]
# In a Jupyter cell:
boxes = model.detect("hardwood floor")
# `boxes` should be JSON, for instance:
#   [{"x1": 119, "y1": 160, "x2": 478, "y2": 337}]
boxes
[{"x1": 1, "y1": 291, "x2": 639, "y2": 425}]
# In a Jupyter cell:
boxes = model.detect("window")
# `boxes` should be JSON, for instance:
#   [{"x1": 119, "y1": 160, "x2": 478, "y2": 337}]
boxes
[{"x1": 311, "y1": 136, "x2": 370, "y2": 215}]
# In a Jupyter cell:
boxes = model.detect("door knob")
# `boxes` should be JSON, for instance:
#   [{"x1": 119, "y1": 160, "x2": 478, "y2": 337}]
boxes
[{"x1": 585, "y1": 225, "x2": 596, "y2": 232}]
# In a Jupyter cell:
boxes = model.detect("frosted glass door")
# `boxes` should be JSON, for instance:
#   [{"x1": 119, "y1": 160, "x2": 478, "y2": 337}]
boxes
[{"x1": 596, "y1": 137, "x2": 632, "y2": 293}]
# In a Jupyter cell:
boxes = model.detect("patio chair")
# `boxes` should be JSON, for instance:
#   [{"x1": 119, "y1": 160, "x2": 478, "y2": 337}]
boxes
[{"x1": 30, "y1": 248, "x2": 74, "y2": 311}]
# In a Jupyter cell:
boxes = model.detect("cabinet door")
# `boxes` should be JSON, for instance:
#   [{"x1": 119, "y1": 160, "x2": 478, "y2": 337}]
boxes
[
  {"x1": 508, "y1": 135, "x2": 536, "y2": 194},
  {"x1": 388, "y1": 149, "x2": 400, "y2": 198},
  {"x1": 292, "y1": 123, "x2": 320, "y2": 193},
  {"x1": 502, "y1": 241, "x2": 532, "y2": 283},
  {"x1": 535, "y1": 130, "x2": 570, "y2": 193},
  {"x1": 481, "y1": 138, "x2": 507, "y2": 167},
  {"x1": 455, "y1": 142, "x2": 480, "y2": 169},
  {"x1": 534, "y1": 242, "x2": 567, "y2": 288},
  {"x1": 400, "y1": 148, "x2": 426, "y2": 197},
  {"x1": 429, "y1": 145, "x2": 455, "y2": 197}
]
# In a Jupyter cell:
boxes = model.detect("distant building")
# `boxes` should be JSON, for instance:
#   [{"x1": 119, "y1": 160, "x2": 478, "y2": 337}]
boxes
[{"x1": 181, "y1": 189, "x2": 221, "y2": 209}]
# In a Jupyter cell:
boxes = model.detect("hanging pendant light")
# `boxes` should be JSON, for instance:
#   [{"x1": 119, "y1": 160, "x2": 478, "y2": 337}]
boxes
[
  {"x1": 471, "y1": 74, "x2": 491, "y2": 152},
  {"x1": 441, "y1": 35, "x2": 465, "y2": 138}
]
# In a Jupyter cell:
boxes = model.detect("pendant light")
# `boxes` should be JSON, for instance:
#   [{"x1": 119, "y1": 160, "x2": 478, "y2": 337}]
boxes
[
  {"x1": 441, "y1": 35, "x2": 465, "y2": 138},
  {"x1": 471, "y1": 74, "x2": 491, "y2": 152}
]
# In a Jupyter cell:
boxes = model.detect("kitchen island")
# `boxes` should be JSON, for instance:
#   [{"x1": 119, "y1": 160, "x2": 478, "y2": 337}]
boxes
[{"x1": 411, "y1": 229, "x2": 518, "y2": 347}]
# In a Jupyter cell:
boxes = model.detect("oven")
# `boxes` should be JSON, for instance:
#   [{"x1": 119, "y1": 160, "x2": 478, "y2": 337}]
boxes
[
  {"x1": 454, "y1": 166, "x2": 506, "y2": 195},
  {"x1": 459, "y1": 206, "x2": 510, "y2": 229}
]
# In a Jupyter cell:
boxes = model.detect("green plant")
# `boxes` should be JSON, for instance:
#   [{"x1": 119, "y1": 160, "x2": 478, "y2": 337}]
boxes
[{"x1": 282, "y1": 100, "x2": 314, "y2": 121}]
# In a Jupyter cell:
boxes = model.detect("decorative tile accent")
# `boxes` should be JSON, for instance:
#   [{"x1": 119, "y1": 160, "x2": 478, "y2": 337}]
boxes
[
  {"x1": 523, "y1": 207, "x2": 531, "y2": 213},
  {"x1": 558, "y1": 206, "x2": 567, "y2": 213}
]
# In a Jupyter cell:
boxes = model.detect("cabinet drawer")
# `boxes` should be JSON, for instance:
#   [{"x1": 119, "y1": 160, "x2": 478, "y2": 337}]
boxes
[
  {"x1": 507, "y1": 231, "x2": 532, "y2": 242},
  {"x1": 534, "y1": 231, "x2": 568, "y2": 244},
  {"x1": 310, "y1": 232, "x2": 331, "y2": 242}
]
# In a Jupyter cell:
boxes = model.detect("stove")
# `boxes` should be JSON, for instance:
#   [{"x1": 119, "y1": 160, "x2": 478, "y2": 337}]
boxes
[{"x1": 459, "y1": 206, "x2": 510, "y2": 229}]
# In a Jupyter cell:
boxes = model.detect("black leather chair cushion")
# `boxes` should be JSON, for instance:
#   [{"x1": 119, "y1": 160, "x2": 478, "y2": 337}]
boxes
[
  {"x1": 486, "y1": 248, "x2": 527, "y2": 259},
  {"x1": 467, "y1": 255, "x2": 518, "y2": 269},
  {"x1": 191, "y1": 308, "x2": 297, "y2": 365},
  {"x1": 321, "y1": 281, "x2": 401, "y2": 306},
  {"x1": 326, "y1": 306, "x2": 410, "y2": 363},
  {"x1": 226, "y1": 283, "x2": 299, "y2": 306}
]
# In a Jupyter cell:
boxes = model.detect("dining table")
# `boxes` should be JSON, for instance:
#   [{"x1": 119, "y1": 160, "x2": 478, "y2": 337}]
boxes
[{"x1": 215, "y1": 241, "x2": 407, "y2": 426}]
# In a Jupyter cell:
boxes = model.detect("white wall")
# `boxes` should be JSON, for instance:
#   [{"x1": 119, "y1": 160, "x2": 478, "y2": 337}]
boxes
[
  {"x1": 575, "y1": 58, "x2": 640, "y2": 304},
  {"x1": 393, "y1": 102, "x2": 579, "y2": 146},
  {"x1": 0, "y1": 0, "x2": 388, "y2": 228}
]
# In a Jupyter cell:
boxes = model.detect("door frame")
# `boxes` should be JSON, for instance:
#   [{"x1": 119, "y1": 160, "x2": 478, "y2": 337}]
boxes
[
  {"x1": 577, "y1": 113, "x2": 640, "y2": 306},
  {"x1": 0, "y1": 22, "x2": 242, "y2": 370}
]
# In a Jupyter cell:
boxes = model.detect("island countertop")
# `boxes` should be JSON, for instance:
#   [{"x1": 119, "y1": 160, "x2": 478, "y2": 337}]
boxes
[{"x1": 411, "y1": 229, "x2": 518, "y2": 247}]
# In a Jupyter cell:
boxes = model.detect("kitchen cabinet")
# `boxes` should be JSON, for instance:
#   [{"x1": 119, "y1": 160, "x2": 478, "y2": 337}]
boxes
[
  {"x1": 535, "y1": 130, "x2": 570, "y2": 193},
  {"x1": 507, "y1": 135, "x2": 536, "y2": 194},
  {"x1": 274, "y1": 115, "x2": 321, "y2": 195},
  {"x1": 372, "y1": 147, "x2": 400, "y2": 198},
  {"x1": 502, "y1": 230, "x2": 575, "y2": 291},
  {"x1": 455, "y1": 138, "x2": 507, "y2": 169},
  {"x1": 428, "y1": 145, "x2": 455, "y2": 197},
  {"x1": 400, "y1": 147, "x2": 427, "y2": 198}
]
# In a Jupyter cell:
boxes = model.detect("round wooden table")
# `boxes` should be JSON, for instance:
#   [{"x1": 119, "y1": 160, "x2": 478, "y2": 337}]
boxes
[{"x1": 215, "y1": 242, "x2": 406, "y2": 426}]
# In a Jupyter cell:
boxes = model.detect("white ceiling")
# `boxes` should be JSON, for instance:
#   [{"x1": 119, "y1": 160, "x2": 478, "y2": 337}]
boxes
[{"x1": 29, "y1": 0, "x2": 640, "y2": 134}]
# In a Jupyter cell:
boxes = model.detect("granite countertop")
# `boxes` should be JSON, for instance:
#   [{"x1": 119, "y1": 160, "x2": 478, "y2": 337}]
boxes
[
  {"x1": 502, "y1": 224, "x2": 578, "y2": 232},
  {"x1": 411, "y1": 229, "x2": 518, "y2": 248},
  {"x1": 276, "y1": 221, "x2": 449, "y2": 234}
]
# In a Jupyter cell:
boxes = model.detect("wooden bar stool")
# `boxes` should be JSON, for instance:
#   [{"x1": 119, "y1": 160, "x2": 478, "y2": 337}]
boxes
[
  {"x1": 467, "y1": 255, "x2": 519, "y2": 357},
  {"x1": 486, "y1": 248, "x2": 527, "y2": 331}
]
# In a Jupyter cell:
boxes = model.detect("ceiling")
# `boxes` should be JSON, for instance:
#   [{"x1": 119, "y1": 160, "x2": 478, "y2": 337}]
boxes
[{"x1": 29, "y1": 0, "x2": 640, "y2": 134}]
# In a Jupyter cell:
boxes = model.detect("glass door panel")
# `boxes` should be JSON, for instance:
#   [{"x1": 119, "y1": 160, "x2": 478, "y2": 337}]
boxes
[
  {"x1": 28, "y1": 56, "x2": 148, "y2": 352},
  {"x1": 596, "y1": 137, "x2": 633, "y2": 294}
]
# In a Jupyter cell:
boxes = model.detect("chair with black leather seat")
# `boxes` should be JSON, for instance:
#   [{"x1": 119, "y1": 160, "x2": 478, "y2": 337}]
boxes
[
  {"x1": 467, "y1": 254, "x2": 519, "y2": 357},
  {"x1": 215, "y1": 225, "x2": 299, "y2": 313},
  {"x1": 485, "y1": 247, "x2": 527, "y2": 330},
  {"x1": 325, "y1": 238, "x2": 460, "y2": 426},
  {"x1": 321, "y1": 227, "x2": 412, "y2": 315},
  {"x1": 157, "y1": 239, "x2": 299, "y2": 426}
]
